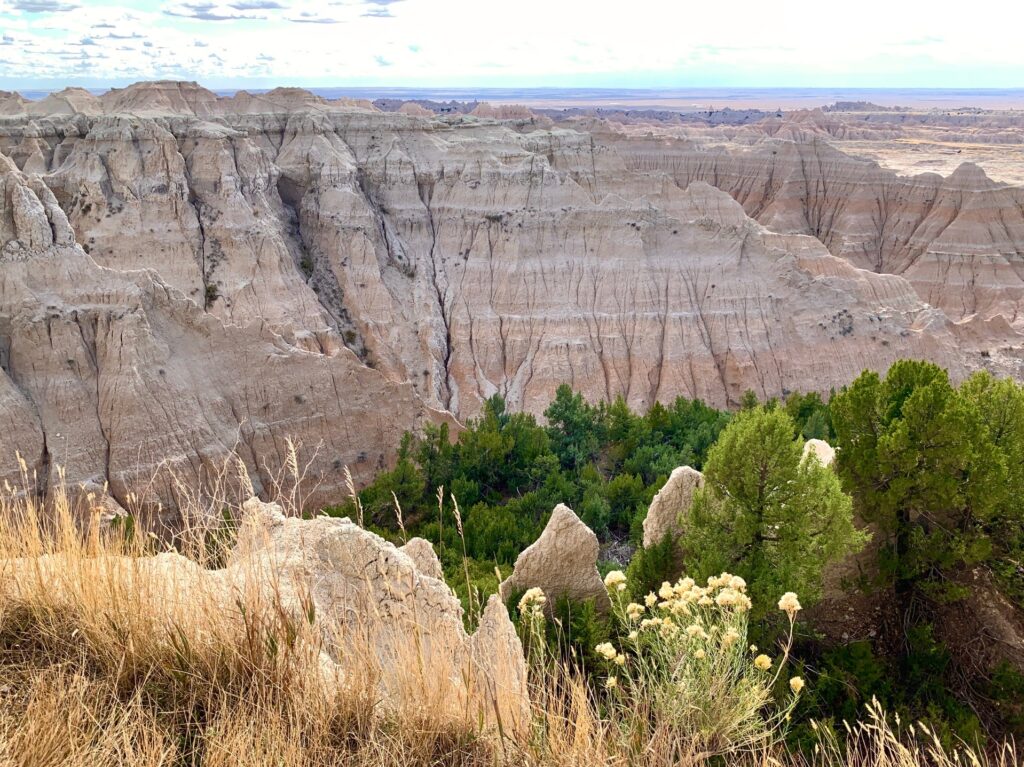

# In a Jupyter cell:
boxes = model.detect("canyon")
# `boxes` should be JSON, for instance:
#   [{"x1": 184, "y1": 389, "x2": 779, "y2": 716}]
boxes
[{"x1": 2, "y1": 81, "x2": 1024, "y2": 511}]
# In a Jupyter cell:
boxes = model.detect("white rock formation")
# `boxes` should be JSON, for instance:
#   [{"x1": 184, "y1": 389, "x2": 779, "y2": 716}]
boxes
[
  {"x1": 0, "y1": 497, "x2": 531, "y2": 735},
  {"x1": 399, "y1": 537, "x2": 445, "y2": 580},
  {"x1": 498, "y1": 504, "x2": 610, "y2": 611},
  {"x1": 802, "y1": 438, "x2": 836, "y2": 467},
  {"x1": 641, "y1": 466, "x2": 705, "y2": 549}
]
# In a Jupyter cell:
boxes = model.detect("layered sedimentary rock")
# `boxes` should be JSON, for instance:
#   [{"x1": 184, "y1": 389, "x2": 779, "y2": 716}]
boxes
[
  {"x1": 2, "y1": 81, "x2": 1024, "y2": 508},
  {"x1": 641, "y1": 466, "x2": 704, "y2": 549},
  {"x1": 498, "y1": 504, "x2": 610, "y2": 611},
  {"x1": 665, "y1": 139, "x2": 1024, "y2": 327},
  {"x1": 0, "y1": 154, "x2": 443, "y2": 509}
]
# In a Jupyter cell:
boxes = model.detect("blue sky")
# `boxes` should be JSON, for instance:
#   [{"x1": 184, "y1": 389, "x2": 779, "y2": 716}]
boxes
[{"x1": 1, "y1": 0, "x2": 1023, "y2": 90}]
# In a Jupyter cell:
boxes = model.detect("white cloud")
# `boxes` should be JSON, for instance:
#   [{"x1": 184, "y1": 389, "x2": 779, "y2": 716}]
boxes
[{"x1": 0, "y1": 0, "x2": 1021, "y2": 88}]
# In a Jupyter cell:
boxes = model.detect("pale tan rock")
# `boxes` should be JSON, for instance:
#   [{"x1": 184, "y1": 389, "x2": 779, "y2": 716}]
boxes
[
  {"x1": 399, "y1": 537, "x2": 445, "y2": 580},
  {"x1": 641, "y1": 466, "x2": 704, "y2": 549},
  {"x1": 469, "y1": 102, "x2": 536, "y2": 120},
  {"x1": 0, "y1": 499, "x2": 531, "y2": 735},
  {"x1": 3, "y1": 82, "x2": 1024, "y2": 508},
  {"x1": 801, "y1": 439, "x2": 836, "y2": 467},
  {"x1": 469, "y1": 594, "x2": 531, "y2": 734},
  {"x1": 499, "y1": 504, "x2": 610, "y2": 611},
  {"x1": 26, "y1": 87, "x2": 102, "y2": 117},
  {"x1": 0, "y1": 90, "x2": 28, "y2": 116},
  {"x1": 396, "y1": 102, "x2": 433, "y2": 117},
  {"x1": 230, "y1": 498, "x2": 529, "y2": 733},
  {"x1": 674, "y1": 139, "x2": 1024, "y2": 328},
  {"x1": 99, "y1": 80, "x2": 220, "y2": 117},
  {"x1": 0, "y1": 161, "x2": 447, "y2": 509}
]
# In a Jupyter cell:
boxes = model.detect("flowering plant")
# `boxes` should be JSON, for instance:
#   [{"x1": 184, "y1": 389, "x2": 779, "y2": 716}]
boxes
[{"x1": 595, "y1": 570, "x2": 805, "y2": 759}]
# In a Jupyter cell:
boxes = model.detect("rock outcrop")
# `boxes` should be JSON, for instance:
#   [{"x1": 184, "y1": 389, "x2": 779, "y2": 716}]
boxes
[
  {"x1": 802, "y1": 438, "x2": 836, "y2": 467},
  {"x1": 399, "y1": 537, "x2": 445, "y2": 580},
  {"x1": 641, "y1": 466, "x2": 705, "y2": 549},
  {"x1": 671, "y1": 139, "x2": 1024, "y2": 328},
  {"x1": 0, "y1": 156, "x2": 445, "y2": 509},
  {"x1": 498, "y1": 504, "x2": 610, "y2": 611},
  {"x1": 3, "y1": 81, "x2": 1024, "y2": 509},
  {"x1": 233, "y1": 498, "x2": 530, "y2": 733},
  {"x1": 0, "y1": 497, "x2": 531, "y2": 735}
]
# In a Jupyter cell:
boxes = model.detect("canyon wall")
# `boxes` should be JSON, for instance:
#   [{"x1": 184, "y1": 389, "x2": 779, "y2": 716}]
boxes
[{"x1": 2, "y1": 81, "x2": 1023, "y2": 508}]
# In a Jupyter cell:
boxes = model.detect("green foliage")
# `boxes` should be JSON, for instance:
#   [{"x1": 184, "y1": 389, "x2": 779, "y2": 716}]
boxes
[
  {"x1": 792, "y1": 631, "x2": 985, "y2": 751},
  {"x1": 988, "y1": 662, "x2": 1024, "y2": 733},
  {"x1": 626, "y1": 532, "x2": 680, "y2": 598},
  {"x1": 960, "y1": 372, "x2": 1024, "y2": 603},
  {"x1": 339, "y1": 388, "x2": 733, "y2": 569},
  {"x1": 784, "y1": 391, "x2": 833, "y2": 440},
  {"x1": 681, "y1": 406, "x2": 866, "y2": 619},
  {"x1": 545, "y1": 384, "x2": 604, "y2": 471},
  {"x1": 831, "y1": 363, "x2": 1023, "y2": 603},
  {"x1": 547, "y1": 595, "x2": 612, "y2": 669}
]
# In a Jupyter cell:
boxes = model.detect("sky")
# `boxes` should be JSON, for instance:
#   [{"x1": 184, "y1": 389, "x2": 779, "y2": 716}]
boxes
[{"x1": 1, "y1": 0, "x2": 1023, "y2": 91}]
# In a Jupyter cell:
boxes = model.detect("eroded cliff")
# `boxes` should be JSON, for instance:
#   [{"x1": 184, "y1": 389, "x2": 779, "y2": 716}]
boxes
[{"x1": 2, "y1": 81, "x2": 1022, "y2": 507}]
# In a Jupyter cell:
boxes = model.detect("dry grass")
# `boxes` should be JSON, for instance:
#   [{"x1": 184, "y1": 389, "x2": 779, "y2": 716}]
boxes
[{"x1": 0, "y1": 455, "x2": 1018, "y2": 767}]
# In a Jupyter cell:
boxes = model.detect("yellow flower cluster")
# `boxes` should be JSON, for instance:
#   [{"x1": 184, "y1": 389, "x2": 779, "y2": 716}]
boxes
[
  {"x1": 604, "y1": 570, "x2": 628, "y2": 592},
  {"x1": 629, "y1": 572, "x2": 754, "y2": 620},
  {"x1": 595, "y1": 641, "x2": 627, "y2": 666},
  {"x1": 778, "y1": 592, "x2": 802, "y2": 618},
  {"x1": 595, "y1": 642, "x2": 617, "y2": 660},
  {"x1": 601, "y1": 571, "x2": 809, "y2": 690},
  {"x1": 625, "y1": 602, "x2": 644, "y2": 620},
  {"x1": 518, "y1": 586, "x2": 546, "y2": 617}
]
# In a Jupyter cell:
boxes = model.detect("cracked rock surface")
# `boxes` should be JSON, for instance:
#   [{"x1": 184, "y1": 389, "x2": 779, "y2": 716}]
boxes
[
  {"x1": 499, "y1": 503, "x2": 610, "y2": 611},
  {"x1": 641, "y1": 465, "x2": 705, "y2": 550}
]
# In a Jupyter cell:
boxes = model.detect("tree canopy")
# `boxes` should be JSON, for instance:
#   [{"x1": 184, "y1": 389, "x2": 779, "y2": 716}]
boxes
[{"x1": 682, "y1": 406, "x2": 865, "y2": 618}]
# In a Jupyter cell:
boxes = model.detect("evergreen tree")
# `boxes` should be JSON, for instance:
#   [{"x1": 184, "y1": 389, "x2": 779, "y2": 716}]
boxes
[
  {"x1": 682, "y1": 406, "x2": 865, "y2": 618},
  {"x1": 832, "y1": 362, "x2": 1022, "y2": 607}
]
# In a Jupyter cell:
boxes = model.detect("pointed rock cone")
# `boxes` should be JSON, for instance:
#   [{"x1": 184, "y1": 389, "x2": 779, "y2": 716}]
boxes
[
  {"x1": 641, "y1": 466, "x2": 704, "y2": 550},
  {"x1": 498, "y1": 503, "x2": 610, "y2": 612}
]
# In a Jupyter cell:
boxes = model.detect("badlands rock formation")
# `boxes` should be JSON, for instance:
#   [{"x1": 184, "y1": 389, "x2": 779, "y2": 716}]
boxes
[
  {"x1": 2, "y1": 81, "x2": 1024, "y2": 508},
  {"x1": 233, "y1": 498, "x2": 530, "y2": 731},
  {"x1": 0, "y1": 496, "x2": 531, "y2": 733},
  {"x1": 399, "y1": 536, "x2": 445, "y2": 580},
  {"x1": 641, "y1": 465, "x2": 704, "y2": 549},
  {"x1": 672, "y1": 141, "x2": 1024, "y2": 326},
  {"x1": 802, "y1": 438, "x2": 836, "y2": 467},
  {"x1": 0, "y1": 152, "x2": 443, "y2": 511},
  {"x1": 498, "y1": 504, "x2": 610, "y2": 611}
]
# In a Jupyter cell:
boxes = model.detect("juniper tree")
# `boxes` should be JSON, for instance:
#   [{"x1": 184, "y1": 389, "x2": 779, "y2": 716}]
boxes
[
  {"x1": 832, "y1": 362, "x2": 1022, "y2": 610},
  {"x1": 681, "y1": 406, "x2": 864, "y2": 619}
]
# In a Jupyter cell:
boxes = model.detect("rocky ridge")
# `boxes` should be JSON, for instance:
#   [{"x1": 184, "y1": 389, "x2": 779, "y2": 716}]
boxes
[{"x1": 2, "y1": 81, "x2": 1024, "y2": 509}]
